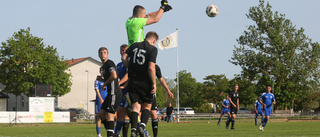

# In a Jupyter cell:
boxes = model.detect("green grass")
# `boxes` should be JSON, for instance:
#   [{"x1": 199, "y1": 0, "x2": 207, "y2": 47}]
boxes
[{"x1": 0, "y1": 120, "x2": 319, "y2": 137}]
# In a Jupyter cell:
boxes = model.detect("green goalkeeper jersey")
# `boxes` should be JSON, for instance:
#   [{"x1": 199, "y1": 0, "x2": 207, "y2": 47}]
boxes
[{"x1": 126, "y1": 17, "x2": 147, "y2": 47}]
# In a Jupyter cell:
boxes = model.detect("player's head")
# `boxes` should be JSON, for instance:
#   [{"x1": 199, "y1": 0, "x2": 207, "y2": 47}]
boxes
[
  {"x1": 96, "y1": 75, "x2": 102, "y2": 81},
  {"x1": 133, "y1": 5, "x2": 146, "y2": 18},
  {"x1": 120, "y1": 44, "x2": 128, "y2": 55},
  {"x1": 99, "y1": 67, "x2": 104, "y2": 79},
  {"x1": 226, "y1": 94, "x2": 229, "y2": 99},
  {"x1": 169, "y1": 103, "x2": 172, "y2": 107},
  {"x1": 266, "y1": 85, "x2": 271, "y2": 93},
  {"x1": 98, "y1": 47, "x2": 109, "y2": 62},
  {"x1": 145, "y1": 31, "x2": 159, "y2": 46},
  {"x1": 234, "y1": 84, "x2": 239, "y2": 92}
]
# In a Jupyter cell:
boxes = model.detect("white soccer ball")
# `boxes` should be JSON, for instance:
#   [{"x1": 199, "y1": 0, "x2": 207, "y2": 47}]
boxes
[{"x1": 206, "y1": 5, "x2": 219, "y2": 18}]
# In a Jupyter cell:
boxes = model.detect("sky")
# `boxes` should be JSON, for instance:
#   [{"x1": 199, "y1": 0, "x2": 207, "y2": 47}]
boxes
[{"x1": 1, "y1": 0, "x2": 320, "y2": 83}]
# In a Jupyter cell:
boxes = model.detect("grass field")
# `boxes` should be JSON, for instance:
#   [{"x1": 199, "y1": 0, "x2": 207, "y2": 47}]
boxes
[{"x1": 0, "y1": 120, "x2": 319, "y2": 137}]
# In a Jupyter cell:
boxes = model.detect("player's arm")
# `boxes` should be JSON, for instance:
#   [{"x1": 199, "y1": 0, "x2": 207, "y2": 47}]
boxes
[
  {"x1": 237, "y1": 98, "x2": 239, "y2": 110},
  {"x1": 158, "y1": 77, "x2": 174, "y2": 98},
  {"x1": 121, "y1": 53, "x2": 129, "y2": 68},
  {"x1": 273, "y1": 95, "x2": 276, "y2": 105},
  {"x1": 259, "y1": 96, "x2": 266, "y2": 107},
  {"x1": 103, "y1": 71, "x2": 117, "y2": 90},
  {"x1": 254, "y1": 103, "x2": 257, "y2": 113},
  {"x1": 228, "y1": 97, "x2": 236, "y2": 108},
  {"x1": 146, "y1": 9, "x2": 164, "y2": 25},
  {"x1": 95, "y1": 88, "x2": 104, "y2": 104},
  {"x1": 119, "y1": 73, "x2": 128, "y2": 86},
  {"x1": 149, "y1": 62, "x2": 157, "y2": 94}
]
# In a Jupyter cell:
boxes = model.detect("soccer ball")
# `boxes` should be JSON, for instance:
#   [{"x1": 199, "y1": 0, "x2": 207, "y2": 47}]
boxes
[{"x1": 206, "y1": 5, "x2": 219, "y2": 17}]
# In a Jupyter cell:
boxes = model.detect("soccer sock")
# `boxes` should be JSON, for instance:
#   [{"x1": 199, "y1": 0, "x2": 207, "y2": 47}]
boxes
[
  {"x1": 114, "y1": 121, "x2": 124, "y2": 136},
  {"x1": 218, "y1": 118, "x2": 222, "y2": 124},
  {"x1": 255, "y1": 118, "x2": 257, "y2": 124},
  {"x1": 263, "y1": 118, "x2": 268, "y2": 127},
  {"x1": 231, "y1": 119, "x2": 235, "y2": 128},
  {"x1": 152, "y1": 118, "x2": 159, "y2": 137},
  {"x1": 106, "y1": 121, "x2": 114, "y2": 137},
  {"x1": 122, "y1": 119, "x2": 130, "y2": 137},
  {"x1": 261, "y1": 117, "x2": 264, "y2": 123},
  {"x1": 96, "y1": 127, "x2": 101, "y2": 135},
  {"x1": 140, "y1": 109, "x2": 150, "y2": 129},
  {"x1": 131, "y1": 112, "x2": 139, "y2": 132}
]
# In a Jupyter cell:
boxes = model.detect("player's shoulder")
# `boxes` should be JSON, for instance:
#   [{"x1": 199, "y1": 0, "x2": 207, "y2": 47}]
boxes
[
  {"x1": 255, "y1": 100, "x2": 258, "y2": 103},
  {"x1": 223, "y1": 99, "x2": 226, "y2": 101},
  {"x1": 261, "y1": 92, "x2": 266, "y2": 96}
]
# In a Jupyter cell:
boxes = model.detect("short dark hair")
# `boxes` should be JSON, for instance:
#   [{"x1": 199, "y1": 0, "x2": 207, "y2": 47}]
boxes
[
  {"x1": 145, "y1": 31, "x2": 159, "y2": 41},
  {"x1": 266, "y1": 85, "x2": 271, "y2": 88},
  {"x1": 133, "y1": 5, "x2": 145, "y2": 17},
  {"x1": 120, "y1": 44, "x2": 128, "y2": 50},
  {"x1": 98, "y1": 47, "x2": 108, "y2": 54}
]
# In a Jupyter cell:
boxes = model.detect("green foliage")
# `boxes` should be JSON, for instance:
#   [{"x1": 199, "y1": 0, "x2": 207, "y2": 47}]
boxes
[
  {"x1": 0, "y1": 28, "x2": 72, "y2": 96},
  {"x1": 229, "y1": 0, "x2": 320, "y2": 109},
  {"x1": 156, "y1": 78, "x2": 175, "y2": 108},
  {"x1": 203, "y1": 74, "x2": 229, "y2": 104},
  {"x1": 193, "y1": 103, "x2": 212, "y2": 113},
  {"x1": 230, "y1": 74, "x2": 256, "y2": 108},
  {"x1": 175, "y1": 70, "x2": 204, "y2": 109}
]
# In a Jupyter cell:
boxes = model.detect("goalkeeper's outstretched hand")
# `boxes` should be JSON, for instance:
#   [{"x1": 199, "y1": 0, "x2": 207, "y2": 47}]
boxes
[{"x1": 160, "y1": 0, "x2": 172, "y2": 12}]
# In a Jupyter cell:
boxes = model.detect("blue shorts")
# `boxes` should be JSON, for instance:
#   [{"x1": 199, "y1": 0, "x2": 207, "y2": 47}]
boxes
[
  {"x1": 221, "y1": 108, "x2": 230, "y2": 115},
  {"x1": 264, "y1": 107, "x2": 272, "y2": 116},
  {"x1": 119, "y1": 89, "x2": 130, "y2": 108},
  {"x1": 95, "y1": 102, "x2": 102, "y2": 114},
  {"x1": 256, "y1": 110, "x2": 263, "y2": 116}
]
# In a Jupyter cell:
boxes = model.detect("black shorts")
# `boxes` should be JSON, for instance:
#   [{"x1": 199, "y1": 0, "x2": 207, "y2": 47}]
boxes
[
  {"x1": 127, "y1": 80, "x2": 153, "y2": 104},
  {"x1": 151, "y1": 94, "x2": 157, "y2": 110},
  {"x1": 101, "y1": 91, "x2": 122, "y2": 114},
  {"x1": 230, "y1": 106, "x2": 238, "y2": 115}
]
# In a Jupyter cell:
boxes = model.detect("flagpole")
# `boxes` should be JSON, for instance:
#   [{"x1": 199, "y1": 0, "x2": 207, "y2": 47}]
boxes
[{"x1": 176, "y1": 28, "x2": 180, "y2": 123}]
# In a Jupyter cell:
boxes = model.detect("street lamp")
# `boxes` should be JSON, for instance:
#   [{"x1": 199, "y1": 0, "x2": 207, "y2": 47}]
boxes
[{"x1": 85, "y1": 70, "x2": 89, "y2": 113}]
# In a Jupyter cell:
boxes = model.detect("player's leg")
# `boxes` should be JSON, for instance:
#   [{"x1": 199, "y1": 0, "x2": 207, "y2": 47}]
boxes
[
  {"x1": 255, "y1": 114, "x2": 258, "y2": 126},
  {"x1": 263, "y1": 109, "x2": 270, "y2": 128},
  {"x1": 230, "y1": 108, "x2": 237, "y2": 129},
  {"x1": 139, "y1": 102, "x2": 152, "y2": 137},
  {"x1": 130, "y1": 102, "x2": 141, "y2": 137},
  {"x1": 95, "y1": 103, "x2": 102, "y2": 137},
  {"x1": 151, "y1": 110, "x2": 158, "y2": 137},
  {"x1": 150, "y1": 97, "x2": 159, "y2": 137},
  {"x1": 114, "y1": 106, "x2": 126, "y2": 136}
]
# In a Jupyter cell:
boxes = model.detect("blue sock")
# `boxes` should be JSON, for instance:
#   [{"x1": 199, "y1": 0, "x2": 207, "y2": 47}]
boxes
[
  {"x1": 115, "y1": 121, "x2": 124, "y2": 135},
  {"x1": 144, "y1": 129, "x2": 148, "y2": 135},
  {"x1": 218, "y1": 118, "x2": 221, "y2": 124},
  {"x1": 261, "y1": 117, "x2": 264, "y2": 123},
  {"x1": 255, "y1": 118, "x2": 257, "y2": 124},
  {"x1": 263, "y1": 118, "x2": 268, "y2": 127},
  {"x1": 96, "y1": 127, "x2": 101, "y2": 135}
]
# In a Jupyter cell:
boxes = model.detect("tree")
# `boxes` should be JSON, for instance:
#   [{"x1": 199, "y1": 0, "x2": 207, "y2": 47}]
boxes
[
  {"x1": 175, "y1": 70, "x2": 204, "y2": 111},
  {"x1": 156, "y1": 78, "x2": 176, "y2": 108},
  {"x1": 0, "y1": 28, "x2": 72, "y2": 96},
  {"x1": 203, "y1": 74, "x2": 229, "y2": 104},
  {"x1": 230, "y1": 0, "x2": 320, "y2": 109},
  {"x1": 229, "y1": 74, "x2": 256, "y2": 108}
]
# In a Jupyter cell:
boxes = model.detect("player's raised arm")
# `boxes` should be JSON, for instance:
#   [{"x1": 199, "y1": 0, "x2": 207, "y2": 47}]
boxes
[{"x1": 146, "y1": 0, "x2": 172, "y2": 25}]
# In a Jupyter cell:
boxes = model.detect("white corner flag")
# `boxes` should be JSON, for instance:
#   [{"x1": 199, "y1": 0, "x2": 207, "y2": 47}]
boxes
[{"x1": 158, "y1": 31, "x2": 178, "y2": 50}]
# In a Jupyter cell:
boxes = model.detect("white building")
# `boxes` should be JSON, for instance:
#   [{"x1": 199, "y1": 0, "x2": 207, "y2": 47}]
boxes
[{"x1": 0, "y1": 57, "x2": 103, "y2": 114}]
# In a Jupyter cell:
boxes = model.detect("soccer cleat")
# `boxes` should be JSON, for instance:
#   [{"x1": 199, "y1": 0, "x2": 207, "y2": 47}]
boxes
[
  {"x1": 255, "y1": 123, "x2": 257, "y2": 126},
  {"x1": 131, "y1": 132, "x2": 137, "y2": 137},
  {"x1": 97, "y1": 134, "x2": 102, "y2": 137},
  {"x1": 231, "y1": 128, "x2": 235, "y2": 130},
  {"x1": 259, "y1": 123, "x2": 262, "y2": 131},
  {"x1": 138, "y1": 127, "x2": 145, "y2": 137},
  {"x1": 217, "y1": 123, "x2": 220, "y2": 126},
  {"x1": 261, "y1": 127, "x2": 264, "y2": 131}
]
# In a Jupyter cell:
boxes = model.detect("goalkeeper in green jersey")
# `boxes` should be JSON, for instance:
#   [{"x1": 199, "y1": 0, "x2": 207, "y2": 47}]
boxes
[{"x1": 126, "y1": 0, "x2": 172, "y2": 47}]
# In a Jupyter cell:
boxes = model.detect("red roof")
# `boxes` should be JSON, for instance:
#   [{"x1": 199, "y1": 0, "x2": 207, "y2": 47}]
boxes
[{"x1": 65, "y1": 57, "x2": 89, "y2": 65}]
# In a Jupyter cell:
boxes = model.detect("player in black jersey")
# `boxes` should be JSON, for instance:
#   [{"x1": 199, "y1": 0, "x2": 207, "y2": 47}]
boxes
[
  {"x1": 98, "y1": 47, "x2": 122, "y2": 137},
  {"x1": 149, "y1": 64, "x2": 174, "y2": 137},
  {"x1": 226, "y1": 84, "x2": 239, "y2": 130},
  {"x1": 122, "y1": 31, "x2": 159, "y2": 137}
]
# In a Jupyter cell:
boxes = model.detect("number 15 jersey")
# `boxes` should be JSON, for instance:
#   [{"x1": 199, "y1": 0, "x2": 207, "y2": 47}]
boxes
[{"x1": 125, "y1": 41, "x2": 158, "y2": 83}]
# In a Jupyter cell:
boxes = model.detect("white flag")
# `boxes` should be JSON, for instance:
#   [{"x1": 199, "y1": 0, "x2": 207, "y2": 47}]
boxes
[{"x1": 157, "y1": 31, "x2": 178, "y2": 50}]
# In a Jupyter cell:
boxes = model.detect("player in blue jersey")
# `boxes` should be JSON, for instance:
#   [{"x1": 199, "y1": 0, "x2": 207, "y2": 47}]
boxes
[
  {"x1": 114, "y1": 44, "x2": 130, "y2": 137},
  {"x1": 259, "y1": 85, "x2": 276, "y2": 131},
  {"x1": 94, "y1": 71, "x2": 108, "y2": 137},
  {"x1": 217, "y1": 95, "x2": 231, "y2": 126},
  {"x1": 254, "y1": 98, "x2": 264, "y2": 126}
]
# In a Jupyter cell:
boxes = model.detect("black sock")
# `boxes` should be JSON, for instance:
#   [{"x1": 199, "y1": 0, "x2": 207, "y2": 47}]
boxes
[
  {"x1": 152, "y1": 118, "x2": 158, "y2": 137},
  {"x1": 123, "y1": 119, "x2": 130, "y2": 137},
  {"x1": 131, "y1": 112, "x2": 138, "y2": 131},
  {"x1": 105, "y1": 121, "x2": 114, "y2": 136},
  {"x1": 141, "y1": 109, "x2": 150, "y2": 128},
  {"x1": 231, "y1": 119, "x2": 235, "y2": 128},
  {"x1": 102, "y1": 119, "x2": 108, "y2": 130}
]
